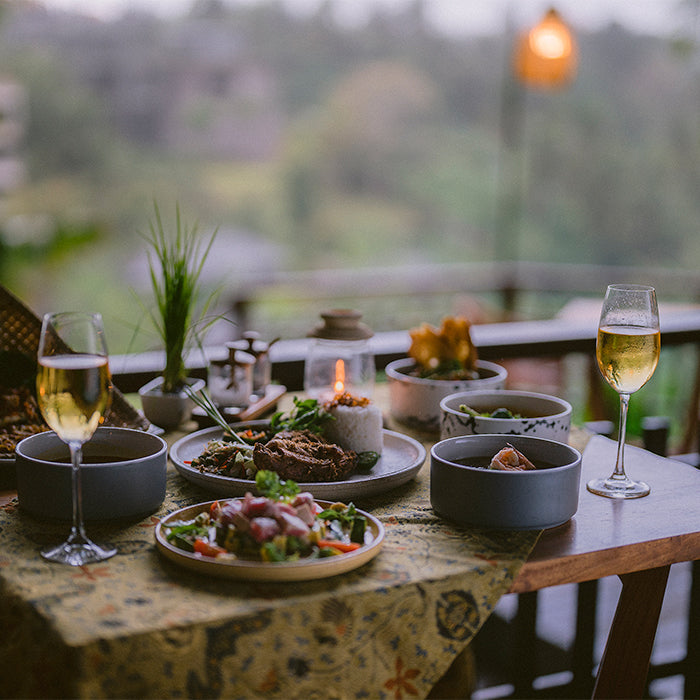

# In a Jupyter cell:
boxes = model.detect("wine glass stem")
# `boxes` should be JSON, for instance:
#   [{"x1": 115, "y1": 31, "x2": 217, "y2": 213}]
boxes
[
  {"x1": 68, "y1": 441, "x2": 89, "y2": 544},
  {"x1": 613, "y1": 393, "x2": 630, "y2": 479}
]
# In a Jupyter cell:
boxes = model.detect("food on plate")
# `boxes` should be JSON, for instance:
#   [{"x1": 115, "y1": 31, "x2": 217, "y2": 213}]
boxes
[
  {"x1": 453, "y1": 444, "x2": 540, "y2": 471},
  {"x1": 489, "y1": 445, "x2": 537, "y2": 471},
  {"x1": 0, "y1": 349, "x2": 146, "y2": 457},
  {"x1": 458, "y1": 404, "x2": 523, "y2": 419},
  {"x1": 0, "y1": 351, "x2": 49, "y2": 457},
  {"x1": 253, "y1": 429, "x2": 358, "y2": 482},
  {"x1": 162, "y1": 470, "x2": 372, "y2": 562},
  {"x1": 188, "y1": 391, "x2": 381, "y2": 482},
  {"x1": 407, "y1": 316, "x2": 478, "y2": 380},
  {"x1": 0, "y1": 387, "x2": 50, "y2": 458},
  {"x1": 322, "y1": 392, "x2": 383, "y2": 455},
  {"x1": 1, "y1": 418, "x2": 49, "y2": 458}
]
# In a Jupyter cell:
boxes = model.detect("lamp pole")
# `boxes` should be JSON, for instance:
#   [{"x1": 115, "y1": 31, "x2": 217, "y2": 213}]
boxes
[
  {"x1": 494, "y1": 7, "x2": 577, "y2": 317},
  {"x1": 495, "y1": 13, "x2": 525, "y2": 317}
]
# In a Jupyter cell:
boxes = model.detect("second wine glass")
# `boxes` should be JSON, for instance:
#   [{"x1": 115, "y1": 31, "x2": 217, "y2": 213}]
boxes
[
  {"x1": 36, "y1": 311, "x2": 117, "y2": 565},
  {"x1": 587, "y1": 284, "x2": 660, "y2": 499}
]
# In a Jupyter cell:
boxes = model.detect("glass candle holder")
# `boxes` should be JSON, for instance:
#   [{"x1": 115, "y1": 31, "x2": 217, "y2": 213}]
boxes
[{"x1": 304, "y1": 309, "x2": 375, "y2": 401}]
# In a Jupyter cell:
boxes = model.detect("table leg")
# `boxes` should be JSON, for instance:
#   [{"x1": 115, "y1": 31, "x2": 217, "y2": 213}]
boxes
[
  {"x1": 513, "y1": 591, "x2": 538, "y2": 697},
  {"x1": 571, "y1": 579, "x2": 598, "y2": 697},
  {"x1": 592, "y1": 565, "x2": 670, "y2": 699},
  {"x1": 685, "y1": 560, "x2": 700, "y2": 699}
]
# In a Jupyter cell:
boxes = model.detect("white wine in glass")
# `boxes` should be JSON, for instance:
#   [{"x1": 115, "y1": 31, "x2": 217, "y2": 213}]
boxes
[
  {"x1": 36, "y1": 312, "x2": 117, "y2": 565},
  {"x1": 587, "y1": 284, "x2": 660, "y2": 499}
]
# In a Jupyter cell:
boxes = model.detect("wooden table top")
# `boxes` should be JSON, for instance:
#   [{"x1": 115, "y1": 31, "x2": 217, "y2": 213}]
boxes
[
  {"x1": 511, "y1": 434, "x2": 700, "y2": 593},
  {"x1": 274, "y1": 384, "x2": 700, "y2": 597}
]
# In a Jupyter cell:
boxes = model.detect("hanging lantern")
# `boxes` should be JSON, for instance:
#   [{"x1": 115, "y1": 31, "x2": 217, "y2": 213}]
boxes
[
  {"x1": 304, "y1": 309, "x2": 375, "y2": 401},
  {"x1": 514, "y1": 8, "x2": 577, "y2": 89}
]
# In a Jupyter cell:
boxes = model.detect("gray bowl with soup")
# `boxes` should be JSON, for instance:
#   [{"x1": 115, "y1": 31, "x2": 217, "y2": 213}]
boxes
[
  {"x1": 15, "y1": 427, "x2": 167, "y2": 521},
  {"x1": 430, "y1": 434, "x2": 581, "y2": 530}
]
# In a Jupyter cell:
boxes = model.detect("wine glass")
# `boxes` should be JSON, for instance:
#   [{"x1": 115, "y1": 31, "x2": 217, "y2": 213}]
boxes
[
  {"x1": 36, "y1": 312, "x2": 117, "y2": 565},
  {"x1": 587, "y1": 284, "x2": 660, "y2": 499}
]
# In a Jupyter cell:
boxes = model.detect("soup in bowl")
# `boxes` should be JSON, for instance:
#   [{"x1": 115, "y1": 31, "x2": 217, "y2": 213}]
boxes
[{"x1": 430, "y1": 433, "x2": 581, "y2": 530}]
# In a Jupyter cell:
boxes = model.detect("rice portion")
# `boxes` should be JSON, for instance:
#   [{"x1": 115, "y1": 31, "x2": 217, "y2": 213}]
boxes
[{"x1": 324, "y1": 401, "x2": 383, "y2": 455}]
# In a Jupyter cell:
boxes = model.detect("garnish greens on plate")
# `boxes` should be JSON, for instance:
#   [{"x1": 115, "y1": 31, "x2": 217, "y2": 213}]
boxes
[{"x1": 163, "y1": 470, "x2": 370, "y2": 562}]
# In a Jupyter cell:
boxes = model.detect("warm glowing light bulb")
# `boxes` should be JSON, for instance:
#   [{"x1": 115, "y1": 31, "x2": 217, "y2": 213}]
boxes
[
  {"x1": 530, "y1": 26, "x2": 570, "y2": 59},
  {"x1": 334, "y1": 359, "x2": 345, "y2": 394},
  {"x1": 513, "y1": 8, "x2": 577, "y2": 89}
]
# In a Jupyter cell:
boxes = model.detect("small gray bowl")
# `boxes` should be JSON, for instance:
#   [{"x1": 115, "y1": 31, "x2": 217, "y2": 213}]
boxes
[
  {"x1": 15, "y1": 427, "x2": 167, "y2": 521},
  {"x1": 430, "y1": 434, "x2": 581, "y2": 530},
  {"x1": 440, "y1": 390, "x2": 572, "y2": 441}
]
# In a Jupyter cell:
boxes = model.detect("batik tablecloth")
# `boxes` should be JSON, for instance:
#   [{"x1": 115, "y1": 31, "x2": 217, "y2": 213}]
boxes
[{"x1": 0, "y1": 417, "x2": 547, "y2": 699}]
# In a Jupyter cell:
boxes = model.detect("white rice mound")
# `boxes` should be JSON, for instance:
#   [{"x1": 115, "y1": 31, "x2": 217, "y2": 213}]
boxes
[{"x1": 324, "y1": 401, "x2": 383, "y2": 455}]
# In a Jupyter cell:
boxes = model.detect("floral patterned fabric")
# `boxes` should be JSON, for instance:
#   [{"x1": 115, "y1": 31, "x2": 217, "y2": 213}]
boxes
[{"x1": 0, "y1": 422, "x2": 543, "y2": 699}]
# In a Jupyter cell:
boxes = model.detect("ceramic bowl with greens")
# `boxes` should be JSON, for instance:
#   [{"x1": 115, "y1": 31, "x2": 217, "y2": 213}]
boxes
[{"x1": 439, "y1": 389, "x2": 572, "y2": 441}]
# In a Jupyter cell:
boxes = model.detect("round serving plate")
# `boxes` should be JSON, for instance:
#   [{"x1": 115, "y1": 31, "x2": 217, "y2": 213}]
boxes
[
  {"x1": 169, "y1": 421, "x2": 426, "y2": 501},
  {"x1": 155, "y1": 499, "x2": 385, "y2": 581}
]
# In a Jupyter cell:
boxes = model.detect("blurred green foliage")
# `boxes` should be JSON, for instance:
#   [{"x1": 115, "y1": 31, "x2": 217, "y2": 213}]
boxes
[{"x1": 0, "y1": 1, "x2": 698, "y2": 445}]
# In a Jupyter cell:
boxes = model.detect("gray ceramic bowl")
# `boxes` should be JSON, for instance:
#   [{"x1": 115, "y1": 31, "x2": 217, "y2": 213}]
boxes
[
  {"x1": 440, "y1": 390, "x2": 572, "y2": 441},
  {"x1": 15, "y1": 427, "x2": 167, "y2": 521},
  {"x1": 430, "y1": 434, "x2": 581, "y2": 530},
  {"x1": 386, "y1": 358, "x2": 508, "y2": 433}
]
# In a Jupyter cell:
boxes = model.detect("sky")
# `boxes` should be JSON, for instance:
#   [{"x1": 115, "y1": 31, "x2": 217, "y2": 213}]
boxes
[{"x1": 36, "y1": 0, "x2": 688, "y2": 36}]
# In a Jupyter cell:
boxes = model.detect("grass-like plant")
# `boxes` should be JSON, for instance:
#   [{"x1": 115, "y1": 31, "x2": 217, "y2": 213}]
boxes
[{"x1": 141, "y1": 202, "x2": 218, "y2": 394}]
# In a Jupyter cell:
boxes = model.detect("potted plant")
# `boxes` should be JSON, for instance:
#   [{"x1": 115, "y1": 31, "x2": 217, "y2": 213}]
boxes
[
  {"x1": 385, "y1": 316, "x2": 508, "y2": 433},
  {"x1": 136, "y1": 202, "x2": 219, "y2": 430}
]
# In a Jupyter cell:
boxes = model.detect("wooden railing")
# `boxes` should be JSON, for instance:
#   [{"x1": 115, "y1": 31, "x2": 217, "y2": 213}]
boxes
[
  {"x1": 224, "y1": 261, "x2": 700, "y2": 333},
  {"x1": 111, "y1": 306, "x2": 700, "y2": 454}
]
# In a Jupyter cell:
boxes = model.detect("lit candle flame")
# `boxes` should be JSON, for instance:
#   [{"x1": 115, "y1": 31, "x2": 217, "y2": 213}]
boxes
[{"x1": 334, "y1": 358, "x2": 345, "y2": 395}]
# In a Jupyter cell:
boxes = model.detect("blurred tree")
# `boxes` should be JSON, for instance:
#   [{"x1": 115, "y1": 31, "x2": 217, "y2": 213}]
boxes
[
  {"x1": 0, "y1": 0, "x2": 698, "y2": 311},
  {"x1": 319, "y1": 60, "x2": 440, "y2": 196},
  {"x1": 8, "y1": 56, "x2": 117, "y2": 181}
]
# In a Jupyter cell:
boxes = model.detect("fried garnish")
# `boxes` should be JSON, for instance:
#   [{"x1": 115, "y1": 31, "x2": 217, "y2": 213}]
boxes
[
  {"x1": 408, "y1": 316, "x2": 478, "y2": 373},
  {"x1": 0, "y1": 385, "x2": 49, "y2": 457}
]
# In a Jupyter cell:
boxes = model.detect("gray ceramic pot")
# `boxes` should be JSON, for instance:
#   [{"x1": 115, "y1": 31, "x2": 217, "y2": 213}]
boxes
[
  {"x1": 15, "y1": 427, "x2": 167, "y2": 521},
  {"x1": 430, "y1": 434, "x2": 581, "y2": 530}
]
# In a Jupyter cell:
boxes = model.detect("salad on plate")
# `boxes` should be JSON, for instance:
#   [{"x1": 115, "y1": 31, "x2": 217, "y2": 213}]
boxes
[{"x1": 162, "y1": 470, "x2": 373, "y2": 563}]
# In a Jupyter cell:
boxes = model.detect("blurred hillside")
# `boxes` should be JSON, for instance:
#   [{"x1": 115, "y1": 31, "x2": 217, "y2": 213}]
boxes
[{"x1": 0, "y1": 0, "x2": 698, "y2": 347}]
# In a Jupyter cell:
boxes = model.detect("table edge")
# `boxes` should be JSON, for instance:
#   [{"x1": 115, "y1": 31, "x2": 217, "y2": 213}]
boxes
[{"x1": 510, "y1": 532, "x2": 700, "y2": 593}]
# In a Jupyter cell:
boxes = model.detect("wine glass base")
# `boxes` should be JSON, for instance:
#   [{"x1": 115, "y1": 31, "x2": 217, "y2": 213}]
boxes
[
  {"x1": 41, "y1": 541, "x2": 117, "y2": 566},
  {"x1": 586, "y1": 477, "x2": 650, "y2": 499}
]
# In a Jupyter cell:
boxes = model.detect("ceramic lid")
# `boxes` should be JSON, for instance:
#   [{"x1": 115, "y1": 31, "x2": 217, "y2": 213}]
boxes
[{"x1": 308, "y1": 309, "x2": 373, "y2": 340}]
